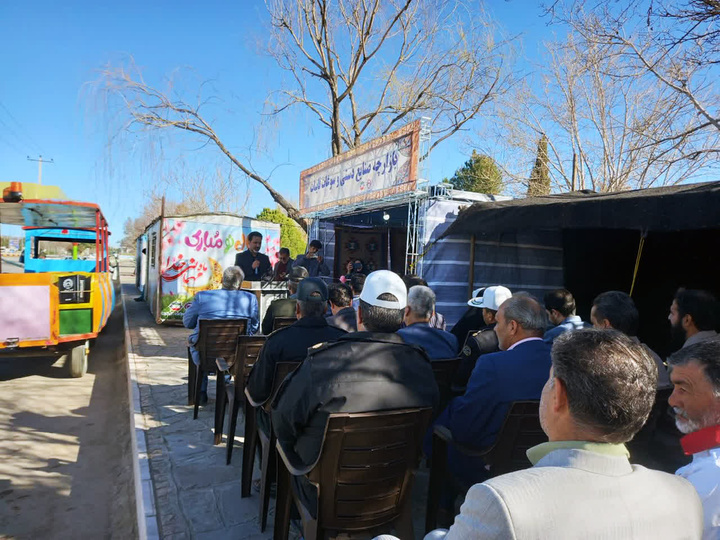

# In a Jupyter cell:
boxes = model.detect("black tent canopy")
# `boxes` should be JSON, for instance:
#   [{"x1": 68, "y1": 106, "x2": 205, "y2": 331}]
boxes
[{"x1": 443, "y1": 181, "x2": 720, "y2": 237}]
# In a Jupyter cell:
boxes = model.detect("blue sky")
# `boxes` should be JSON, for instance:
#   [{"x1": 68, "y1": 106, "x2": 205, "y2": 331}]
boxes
[{"x1": 0, "y1": 1, "x2": 550, "y2": 245}]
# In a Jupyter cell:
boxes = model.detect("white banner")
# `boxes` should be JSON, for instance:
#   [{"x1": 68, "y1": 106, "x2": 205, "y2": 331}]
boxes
[{"x1": 300, "y1": 121, "x2": 420, "y2": 215}]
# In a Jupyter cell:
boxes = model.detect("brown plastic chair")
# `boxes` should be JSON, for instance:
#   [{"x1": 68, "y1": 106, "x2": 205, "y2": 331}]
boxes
[
  {"x1": 431, "y1": 358, "x2": 461, "y2": 414},
  {"x1": 273, "y1": 407, "x2": 433, "y2": 540},
  {"x1": 242, "y1": 361, "x2": 301, "y2": 531},
  {"x1": 272, "y1": 317, "x2": 297, "y2": 332},
  {"x1": 425, "y1": 400, "x2": 545, "y2": 532},
  {"x1": 215, "y1": 335, "x2": 267, "y2": 461},
  {"x1": 187, "y1": 319, "x2": 247, "y2": 421}
]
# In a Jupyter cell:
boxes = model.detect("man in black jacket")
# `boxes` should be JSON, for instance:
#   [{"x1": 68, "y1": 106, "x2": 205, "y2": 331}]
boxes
[
  {"x1": 234, "y1": 231, "x2": 272, "y2": 281},
  {"x1": 326, "y1": 282, "x2": 357, "y2": 332},
  {"x1": 272, "y1": 270, "x2": 439, "y2": 517},
  {"x1": 247, "y1": 277, "x2": 346, "y2": 435}
]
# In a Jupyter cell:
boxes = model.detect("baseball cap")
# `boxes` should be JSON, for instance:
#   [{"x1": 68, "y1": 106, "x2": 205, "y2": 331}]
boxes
[
  {"x1": 467, "y1": 287, "x2": 486, "y2": 306},
  {"x1": 467, "y1": 286, "x2": 512, "y2": 310},
  {"x1": 359, "y1": 270, "x2": 407, "y2": 309},
  {"x1": 296, "y1": 277, "x2": 328, "y2": 302},
  {"x1": 289, "y1": 266, "x2": 309, "y2": 283}
]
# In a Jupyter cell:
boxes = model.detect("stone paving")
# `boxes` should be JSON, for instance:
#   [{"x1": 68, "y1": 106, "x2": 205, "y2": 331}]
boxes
[{"x1": 123, "y1": 276, "x2": 430, "y2": 539}]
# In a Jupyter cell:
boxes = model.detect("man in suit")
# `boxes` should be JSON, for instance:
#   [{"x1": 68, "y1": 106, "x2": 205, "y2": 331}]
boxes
[
  {"x1": 183, "y1": 266, "x2": 259, "y2": 403},
  {"x1": 668, "y1": 340, "x2": 720, "y2": 539},
  {"x1": 326, "y1": 282, "x2": 357, "y2": 332},
  {"x1": 261, "y1": 266, "x2": 308, "y2": 335},
  {"x1": 429, "y1": 294, "x2": 551, "y2": 485},
  {"x1": 432, "y1": 329, "x2": 703, "y2": 539},
  {"x1": 398, "y1": 285, "x2": 458, "y2": 359},
  {"x1": 234, "y1": 231, "x2": 272, "y2": 281}
]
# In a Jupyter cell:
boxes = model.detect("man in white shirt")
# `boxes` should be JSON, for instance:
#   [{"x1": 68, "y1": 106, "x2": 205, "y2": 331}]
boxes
[{"x1": 668, "y1": 340, "x2": 720, "y2": 539}]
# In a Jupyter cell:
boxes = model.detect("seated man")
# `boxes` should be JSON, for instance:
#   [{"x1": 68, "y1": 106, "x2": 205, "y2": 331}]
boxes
[
  {"x1": 261, "y1": 266, "x2": 308, "y2": 335},
  {"x1": 543, "y1": 288, "x2": 590, "y2": 343},
  {"x1": 272, "y1": 247, "x2": 293, "y2": 281},
  {"x1": 247, "y1": 278, "x2": 346, "y2": 433},
  {"x1": 591, "y1": 290, "x2": 671, "y2": 389},
  {"x1": 183, "y1": 266, "x2": 259, "y2": 404},
  {"x1": 453, "y1": 286, "x2": 511, "y2": 390},
  {"x1": 426, "y1": 330, "x2": 703, "y2": 539},
  {"x1": 403, "y1": 274, "x2": 446, "y2": 330},
  {"x1": 430, "y1": 294, "x2": 551, "y2": 484},
  {"x1": 668, "y1": 340, "x2": 720, "y2": 539},
  {"x1": 350, "y1": 273, "x2": 365, "y2": 311},
  {"x1": 326, "y1": 282, "x2": 357, "y2": 332},
  {"x1": 272, "y1": 270, "x2": 439, "y2": 517},
  {"x1": 449, "y1": 287, "x2": 487, "y2": 344},
  {"x1": 669, "y1": 288, "x2": 719, "y2": 350},
  {"x1": 293, "y1": 239, "x2": 330, "y2": 278},
  {"x1": 398, "y1": 285, "x2": 458, "y2": 359}
]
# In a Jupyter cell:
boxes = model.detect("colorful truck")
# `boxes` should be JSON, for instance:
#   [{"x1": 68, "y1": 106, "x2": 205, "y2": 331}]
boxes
[{"x1": 0, "y1": 183, "x2": 115, "y2": 377}]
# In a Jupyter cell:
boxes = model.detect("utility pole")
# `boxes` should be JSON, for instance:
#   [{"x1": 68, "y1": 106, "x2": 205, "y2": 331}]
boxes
[{"x1": 27, "y1": 155, "x2": 54, "y2": 185}]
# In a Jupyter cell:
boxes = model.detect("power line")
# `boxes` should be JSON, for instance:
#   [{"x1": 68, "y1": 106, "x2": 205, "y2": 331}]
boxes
[
  {"x1": 0, "y1": 100, "x2": 44, "y2": 154},
  {"x1": 0, "y1": 132, "x2": 26, "y2": 155},
  {"x1": 27, "y1": 155, "x2": 54, "y2": 185}
]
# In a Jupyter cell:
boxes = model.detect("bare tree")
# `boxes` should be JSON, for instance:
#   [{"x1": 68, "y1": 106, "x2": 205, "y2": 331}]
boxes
[
  {"x1": 546, "y1": 1, "x2": 720, "y2": 162},
  {"x1": 266, "y1": 0, "x2": 515, "y2": 156},
  {"x1": 489, "y1": 32, "x2": 716, "y2": 193}
]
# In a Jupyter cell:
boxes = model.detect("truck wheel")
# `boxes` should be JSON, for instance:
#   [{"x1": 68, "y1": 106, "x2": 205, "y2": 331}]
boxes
[{"x1": 68, "y1": 344, "x2": 88, "y2": 378}]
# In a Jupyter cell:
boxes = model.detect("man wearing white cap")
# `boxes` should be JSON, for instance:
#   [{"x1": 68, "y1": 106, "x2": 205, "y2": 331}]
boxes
[
  {"x1": 272, "y1": 269, "x2": 439, "y2": 518},
  {"x1": 454, "y1": 286, "x2": 512, "y2": 390}
]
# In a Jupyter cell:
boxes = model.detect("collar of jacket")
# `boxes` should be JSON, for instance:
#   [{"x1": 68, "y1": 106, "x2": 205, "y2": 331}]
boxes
[
  {"x1": 681, "y1": 424, "x2": 720, "y2": 455},
  {"x1": 293, "y1": 316, "x2": 328, "y2": 328},
  {"x1": 337, "y1": 331, "x2": 405, "y2": 344},
  {"x1": 528, "y1": 441, "x2": 629, "y2": 465}
]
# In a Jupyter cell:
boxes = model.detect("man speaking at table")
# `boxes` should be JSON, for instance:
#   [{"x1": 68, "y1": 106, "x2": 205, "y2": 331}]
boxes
[{"x1": 235, "y1": 231, "x2": 272, "y2": 281}]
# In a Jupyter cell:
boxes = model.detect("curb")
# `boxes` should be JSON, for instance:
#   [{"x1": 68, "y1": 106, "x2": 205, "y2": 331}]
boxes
[{"x1": 121, "y1": 278, "x2": 159, "y2": 539}]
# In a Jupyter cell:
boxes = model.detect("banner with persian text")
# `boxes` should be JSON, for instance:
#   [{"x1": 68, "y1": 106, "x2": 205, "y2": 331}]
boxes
[{"x1": 299, "y1": 120, "x2": 420, "y2": 215}]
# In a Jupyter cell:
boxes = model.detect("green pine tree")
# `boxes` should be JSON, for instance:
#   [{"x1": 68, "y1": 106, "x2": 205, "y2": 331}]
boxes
[
  {"x1": 527, "y1": 134, "x2": 550, "y2": 197},
  {"x1": 256, "y1": 207, "x2": 307, "y2": 258},
  {"x1": 446, "y1": 151, "x2": 503, "y2": 195}
]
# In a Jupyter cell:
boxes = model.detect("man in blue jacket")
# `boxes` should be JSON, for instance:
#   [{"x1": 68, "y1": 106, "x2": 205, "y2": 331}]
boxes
[
  {"x1": 429, "y1": 293, "x2": 551, "y2": 485},
  {"x1": 398, "y1": 285, "x2": 458, "y2": 359},
  {"x1": 183, "y1": 266, "x2": 259, "y2": 403}
]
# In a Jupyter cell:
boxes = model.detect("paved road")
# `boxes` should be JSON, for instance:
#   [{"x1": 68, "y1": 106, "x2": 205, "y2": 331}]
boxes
[{"x1": 0, "y1": 281, "x2": 137, "y2": 539}]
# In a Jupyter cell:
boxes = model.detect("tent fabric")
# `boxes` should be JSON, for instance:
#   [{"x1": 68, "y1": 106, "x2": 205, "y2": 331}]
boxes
[{"x1": 443, "y1": 181, "x2": 720, "y2": 237}]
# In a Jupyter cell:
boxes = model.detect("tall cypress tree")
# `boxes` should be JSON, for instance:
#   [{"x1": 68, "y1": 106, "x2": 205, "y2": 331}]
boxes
[{"x1": 527, "y1": 134, "x2": 550, "y2": 197}]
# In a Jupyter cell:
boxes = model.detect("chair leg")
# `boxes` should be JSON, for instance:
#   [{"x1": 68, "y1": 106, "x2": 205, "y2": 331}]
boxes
[
  {"x1": 259, "y1": 431, "x2": 277, "y2": 532},
  {"x1": 214, "y1": 373, "x2": 227, "y2": 445},
  {"x1": 241, "y1": 405, "x2": 258, "y2": 497},
  {"x1": 193, "y1": 365, "x2": 203, "y2": 420},
  {"x1": 187, "y1": 349, "x2": 196, "y2": 406},
  {"x1": 395, "y1": 478, "x2": 415, "y2": 540},
  {"x1": 226, "y1": 391, "x2": 238, "y2": 465},
  {"x1": 273, "y1": 454, "x2": 292, "y2": 540},
  {"x1": 425, "y1": 434, "x2": 448, "y2": 534}
]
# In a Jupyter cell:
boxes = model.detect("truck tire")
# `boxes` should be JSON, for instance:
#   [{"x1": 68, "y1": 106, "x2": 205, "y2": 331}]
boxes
[{"x1": 68, "y1": 344, "x2": 88, "y2": 378}]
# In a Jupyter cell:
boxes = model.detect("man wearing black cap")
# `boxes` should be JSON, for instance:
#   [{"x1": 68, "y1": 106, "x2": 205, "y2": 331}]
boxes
[
  {"x1": 247, "y1": 277, "x2": 347, "y2": 435},
  {"x1": 293, "y1": 239, "x2": 330, "y2": 278},
  {"x1": 235, "y1": 231, "x2": 272, "y2": 281},
  {"x1": 272, "y1": 270, "x2": 439, "y2": 517},
  {"x1": 261, "y1": 266, "x2": 309, "y2": 335}
]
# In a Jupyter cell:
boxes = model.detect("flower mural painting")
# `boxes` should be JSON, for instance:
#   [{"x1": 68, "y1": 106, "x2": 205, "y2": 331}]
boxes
[{"x1": 154, "y1": 215, "x2": 281, "y2": 321}]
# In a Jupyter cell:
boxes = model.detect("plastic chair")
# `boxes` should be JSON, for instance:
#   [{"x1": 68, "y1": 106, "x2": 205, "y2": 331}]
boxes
[
  {"x1": 215, "y1": 335, "x2": 266, "y2": 459},
  {"x1": 272, "y1": 316, "x2": 296, "y2": 332},
  {"x1": 187, "y1": 319, "x2": 247, "y2": 422},
  {"x1": 425, "y1": 400, "x2": 545, "y2": 532},
  {"x1": 273, "y1": 408, "x2": 433, "y2": 540},
  {"x1": 430, "y1": 358, "x2": 461, "y2": 414}
]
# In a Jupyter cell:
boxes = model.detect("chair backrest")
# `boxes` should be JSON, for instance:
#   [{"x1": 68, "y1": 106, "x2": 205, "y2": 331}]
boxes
[
  {"x1": 263, "y1": 361, "x2": 301, "y2": 411},
  {"x1": 483, "y1": 401, "x2": 545, "y2": 476},
  {"x1": 431, "y1": 358, "x2": 461, "y2": 411},
  {"x1": 308, "y1": 408, "x2": 433, "y2": 532},
  {"x1": 233, "y1": 335, "x2": 267, "y2": 385},
  {"x1": 272, "y1": 316, "x2": 297, "y2": 332},
  {"x1": 197, "y1": 319, "x2": 248, "y2": 371}
]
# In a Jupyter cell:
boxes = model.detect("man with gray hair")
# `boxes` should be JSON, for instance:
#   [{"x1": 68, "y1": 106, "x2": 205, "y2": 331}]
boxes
[
  {"x1": 668, "y1": 340, "x2": 720, "y2": 538},
  {"x1": 398, "y1": 285, "x2": 458, "y2": 359},
  {"x1": 183, "y1": 266, "x2": 259, "y2": 404},
  {"x1": 418, "y1": 330, "x2": 703, "y2": 539},
  {"x1": 429, "y1": 294, "x2": 551, "y2": 486}
]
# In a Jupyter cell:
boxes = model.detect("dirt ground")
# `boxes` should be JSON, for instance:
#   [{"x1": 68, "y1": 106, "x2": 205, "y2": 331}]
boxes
[{"x1": 0, "y1": 284, "x2": 137, "y2": 539}]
